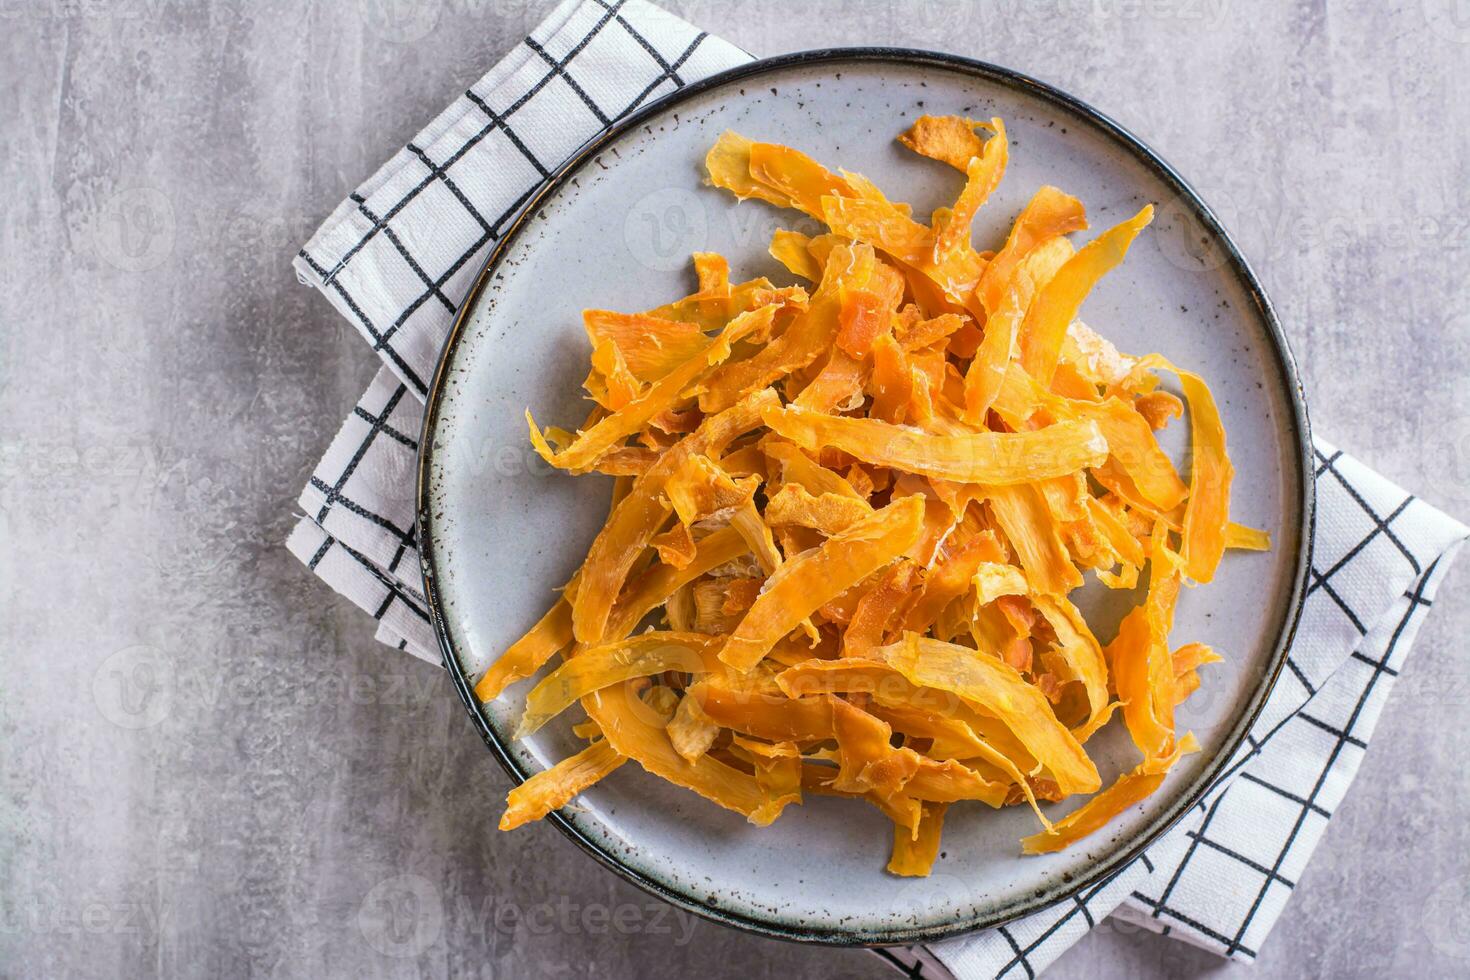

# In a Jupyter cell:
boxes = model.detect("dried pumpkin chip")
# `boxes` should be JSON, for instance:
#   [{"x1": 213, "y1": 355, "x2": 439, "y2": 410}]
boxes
[
  {"x1": 499, "y1": 738, "x2": 627, "y2": 831},
  {"x1": 516, "y1": 633, "x2": 722, "y2": 738},
  {"x1": 976, "y1": 186, "x2": 1089, "y2": 316},
  {"x1": 492, "y1": 115, "x2": 1267, "y2": 870},
  {"x1": 1225, "y1": 522, "x2": 1272, "y2": 551},
  {"x1": 583, "y1": 683, "x2": 767, "y2": 819},
  {"x1": 764, "y1": 403, "x2": 1108, "y2": 485},
  {"x1": 1019, "y1": 205, "x2": 1154, "y2": 385},
  {"x1": 933, "y1": 118, "x2": 1007, "y2": 262},
  {"x1": 879, "y1": 635, "x2": 1101, "y2": 796},
  {"x1": 720, "y1": 495, "x2": 926, "y2": 672},
  {"x1": 897, "y1": 114, "x2": 989, "y2": 171},
  {"x1": 888, "y1": 801, "x2": 948, "y2": 876},
  {"x1": 1019, "y1": 733, "x2": 1199, "y2": 854}
]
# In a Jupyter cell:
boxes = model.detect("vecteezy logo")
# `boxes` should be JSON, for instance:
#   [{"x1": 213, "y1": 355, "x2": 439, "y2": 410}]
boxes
[
  {"x1": 1151, "y1": 191, "x2": 1233, "y2": 275},
  {"x1": 1421, "y1": 0, "x2": 1470, "y2": 43},
  {"x1": 360, "y1": 0, "x2": 441, "y2": 44},
  {"x1": 93, "y1": 188, "x2": 175, "y2": 273},
  {"x1": 91, "y1": 644, "x2": 173, "y2": 730},
  {"x1": 358, "y1": 874, "x2": 444, "y2": 958},
  {"x1": 358, "y1": 424, "x2": 421, "y2": 508},
  {"x1": 624, "y1": 187, "x2": 708, "y2": 273},
  {"x1": 1422, "y1": 874, "x2": 1470, "y2": 959}
]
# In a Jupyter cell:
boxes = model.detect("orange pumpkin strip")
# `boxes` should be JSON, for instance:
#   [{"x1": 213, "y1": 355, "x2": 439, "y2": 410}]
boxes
[
  {"x1": 516, "y1": 633, "x2": 721, "y2": 738},
  {"x1": 897, "y1": 114, "x2": 988, "y2": 171},
  {"x1": 888, "y1": 802, "x2": 948, "y2": 876},
  {"x1": 571, "y1": 389, "x2": 776, "y2": 645},
  {"x1": 933, "y1": 118, "x2": 1007, "y2": 262},
  {"x1": 651, "y1": 522, "x2": 698, "y2": 569},
  {"x1": 879, "y1": 635, "x2": 1101, "y2": 795},
  {"x1": 906, "y1": 757, "x2": 1010, "y2": 807},
  {"x1": 1135, "y1": 389, "x2": 1184, "y2": 430},
  {"x1": 582, "y1": 684, "x2": 766, "y2": 819},
  {"x1": 719, "y1": 496, "x2": 926, "y2": 672},
  {"x1": 1105, "y1": 531, "x2": 1184, "y2": 766},
  {"x1": 1030, "y1": 594, "x2": 1110, "y2": 730},
  {"x1": 770, "y1": 229, "x2": 823, "y2": 281},
  {"x1": 975, "y1": 186, "x2": 1089, "y2": 315},
  {"x1": 1019, "y1": 733, "x2": 1199, "y2": 854},
  {"x1": 1225, "y1": 522, "x2": 1272, "y2": 551},
  {"x1": 764, "y1": 403, "x2": 1108, "y2": 486},
  {"x1": 499, "y1": 738, "x2": 627, "y2": 831},
  {"x1": 962, "y1": 267, "x2": 1031, "y2": 424},
  {"x1": 476, "y1": 594, "x2": 574, "y2": 702},
  {"x1": 748, "y1": 140, "x2": 860, "y2": 218},
  {"x1": 1174, "y1": 366, "x2": 1234, "y2": 583},
  {"x1": 583, "y1": 310, "x2": 708, "y2": 382},
  {"x1": 704, "y1": 131, "x2": 797, "y2": 210},
  {"x1": 729, "y1": 736, "x2": 805, "y2": 825},
  {"x1": 1019, "y1": 205, "x2": 1154, "y2": 385},
  {"x1": 830, "y1": 697, "x2": 922, "y2": 795}
]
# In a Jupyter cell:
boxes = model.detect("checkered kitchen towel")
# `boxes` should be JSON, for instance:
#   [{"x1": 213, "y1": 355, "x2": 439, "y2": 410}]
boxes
[{"x1": 284, "y1": 1, "x2": 1469, "y2": 976}]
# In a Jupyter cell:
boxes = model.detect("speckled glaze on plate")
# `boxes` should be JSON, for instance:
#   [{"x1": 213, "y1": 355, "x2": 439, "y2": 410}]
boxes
[{"x1": 417, "y1": 49, "x2": 1314, "y2": 946}]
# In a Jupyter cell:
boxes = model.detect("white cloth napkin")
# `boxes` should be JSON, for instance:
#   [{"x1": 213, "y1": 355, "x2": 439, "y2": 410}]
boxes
[{"x1": 285, "y1": 2, "x2": 1469, "y2": 975}]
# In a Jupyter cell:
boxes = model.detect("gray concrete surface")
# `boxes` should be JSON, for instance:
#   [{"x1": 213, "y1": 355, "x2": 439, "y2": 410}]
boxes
[{"x1": 3, "y1": 1, "x2": 1468, "y2": 977}]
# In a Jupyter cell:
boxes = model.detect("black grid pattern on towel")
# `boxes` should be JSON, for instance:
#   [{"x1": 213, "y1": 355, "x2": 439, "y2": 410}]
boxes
[
  {"x1": 870, "y1": 448, "x2": 1462, "y2": 979},
  {"x1": 295, "y1": 0, "x2": 735, "y2": 399},
  {"x1": 284, "y1": 4, "x2": 1468, "y2": 977},
  {"x1": 292, "y1": 520, "x2": 430, "y2": 633},
  {"x1": 298, "y1": 366, "x2": 424, "y2": 582},
  {"x1": 290, "y1": 0, "x2": 752, "y2": 666}
]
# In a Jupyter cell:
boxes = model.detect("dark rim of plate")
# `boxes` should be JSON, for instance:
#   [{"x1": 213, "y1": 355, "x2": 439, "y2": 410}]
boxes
[{"x1": 416, "y1": 47, "x2": 1316, "y2": 948}]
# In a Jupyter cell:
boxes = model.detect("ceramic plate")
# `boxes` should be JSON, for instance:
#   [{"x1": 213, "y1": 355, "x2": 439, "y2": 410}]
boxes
[{"x1": 418, "y1": 49, "x2": 1313, "y2": 945}]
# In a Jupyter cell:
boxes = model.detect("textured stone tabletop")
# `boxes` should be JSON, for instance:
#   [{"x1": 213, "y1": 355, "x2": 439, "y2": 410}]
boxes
[{"x1": 4, "y1": 1, "x2": 1468, "y2": 977}]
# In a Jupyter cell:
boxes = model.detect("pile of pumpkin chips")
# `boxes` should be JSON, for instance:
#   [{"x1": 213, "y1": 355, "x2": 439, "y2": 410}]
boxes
[{"x1": 482, "y1": 115, "x2": 1270, "y2": 875}]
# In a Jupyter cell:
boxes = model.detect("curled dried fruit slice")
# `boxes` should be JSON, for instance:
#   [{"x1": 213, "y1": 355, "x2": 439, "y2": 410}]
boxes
[
  {"x1": 879, "y1": 635, "x2": 1101, "y2": 796},
  {"x1": 475, "y1": 593, "x2": 573, "y2": 702},
  {"x1": 515, "y1": 633, "x2": 722, "y2": 738},
  {"x1": 975, "y1": 186, "x2": 1089, "y2": 316},
  {"x1": 933, "y1": 118, "x2": 1007, "y2": 262},
  {"x1": 583, "y1": 310, "x2": 708, "y2": 382},
  {"x1": 730, "y1": 736, "x2": 805, "y2": 826},
  {"x1": 1021, "y1": 734, "x2": 1199, "y2": 854},
  {"x1": 1106, "y1": 530, "x2": 1185, "y2": 766},
  {"x1": 888, "y1": 802, "x2": 947, "y2": 876},
  {"x1": 897, "y1": 114, "x2": 988, "y2": 171},
  {"x1": 582, "y1": 683, "x2": 766, "y2": 819},
  {"x1": 499, "y1": 738, "x2": 627, "y2": 831},
  {"x1": 763, "y1": 403, "x2": 1108, "y2": 486},
  {"x1": 720, "y1": 496, "x2": 927, "y2": 672},
  {"x1": 570, "y1": 389, "x2": 775, "y2": 645},
  {"x1": 1019, "y1": 205, "x2": 1155, "y2": 385}
]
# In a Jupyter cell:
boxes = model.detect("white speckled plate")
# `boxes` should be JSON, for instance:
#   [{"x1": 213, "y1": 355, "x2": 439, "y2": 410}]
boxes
[{"x1": 418, "y1": 49, "x2": 1313, "y2": 946}]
